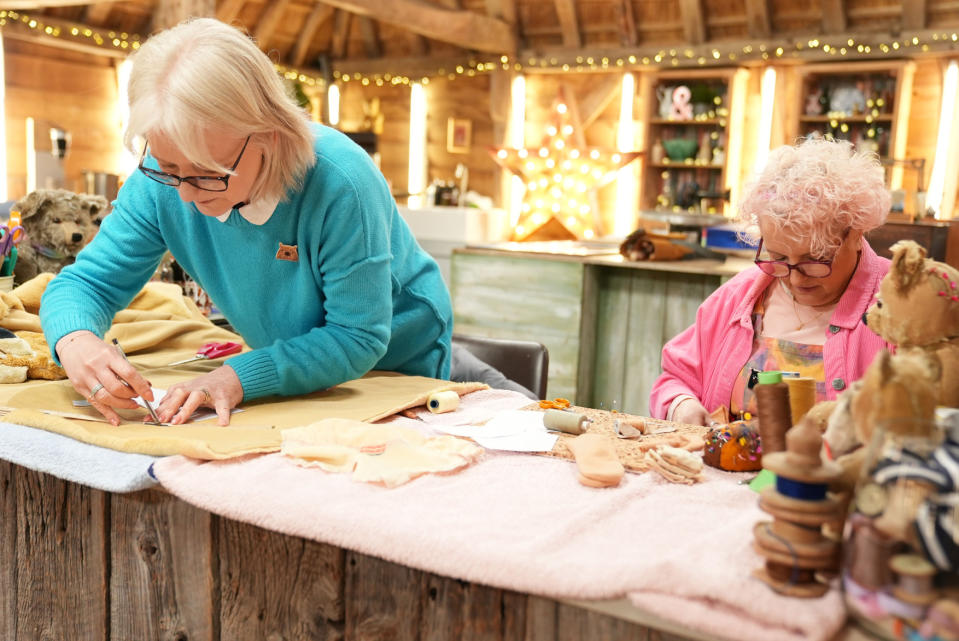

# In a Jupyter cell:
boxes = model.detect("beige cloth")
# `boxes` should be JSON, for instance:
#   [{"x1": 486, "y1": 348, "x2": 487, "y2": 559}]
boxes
[
  {"x1": 2, "y1": 372, "x2": 486, "y2": 459},
  {"x1": 282, "y1": 418, "x2": 483, "y2": 487}
]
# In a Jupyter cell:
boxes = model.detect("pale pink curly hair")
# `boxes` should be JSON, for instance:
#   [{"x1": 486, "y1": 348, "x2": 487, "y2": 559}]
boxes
[{"x1": 738, "y1": 138, "x2": 890, "y2": 258}]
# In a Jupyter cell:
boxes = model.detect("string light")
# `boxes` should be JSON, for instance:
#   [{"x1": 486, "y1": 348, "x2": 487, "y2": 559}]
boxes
[{"x1": 6, "y1": 9, "x2": 959, "y2": 84}]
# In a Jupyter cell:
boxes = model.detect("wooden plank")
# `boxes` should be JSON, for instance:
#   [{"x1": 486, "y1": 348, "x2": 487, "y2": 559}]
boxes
[
  {"x1": 14, "y1": 469, "x2": 107, "y2": 639},
  {"x1": 557, "y1": 602, "x2": 648, "y2": 641},
  {"x1": 81, "y1": 1, "x2": 113, "y2": 26},
  {"x1": 422, "y1": 576, "x2": 505, "y2": 641},
  {"x1": 0, "y1": 20, "x2": 127, "y2": 59},
  {"x1": 0, "y1": 461, "x2": 14, "y2": 641},
  {"x1": 218, "y1": 518, "x2": 345, "y2": 640},
  {"x1": 902, "y1": 0, "x2": 926, "y2": 30},
  {"x1": 486, "y1": 0, "x2": 517, "y2": 24},
  {"x1": 320, "y1": 0, "x2": 518, "y2": 54},
  {"x1": 2, "y1": 0, "x2": 111, "y2": 7},
  {"x1": 524, "y1": 596, "x2": 559, "y2": 641},
  {"x1": 743, "y1": 0, "x2": 771, "y2": 38},
  {"x1": 330, "y1": 9, "x2": 352, "y2": 60},
  {"x1": 677, "y1": 0, "x2": 706, "y2": 45},
  {"x1": 345, "y1": 551, "x2": 424, "y2": 641},
  {"x1": 215, "y1": 0, "x2": 245, "y2": 24},
  {"x1": 579, "y1": 75, "x2": 621, "y2": 130},
  {"x1": 588, "y1": 268, "x2": 633, "y2": 412},
  {"x1": 153, "y1": 0, "x2": 215, "y2": 30},
  {"x1": 553, "y1": 0, "x2": 581, "y2": 48},
  {"x1": 614, "y1": 0, "x2": 637, "y2": 46},
  {"x1": 253, "y1": 0, "x2": 292, "y2": 48},
  {"x1": 110, "y1": 489, "x2": 216, "y2": 641},
  {"x1": 290, "y1": 4, "x2": 335, "y2": 66},
  {"x1": 820, "y1": 0, "x2": 846, "y2": 33},
  {"x1": 358, "y1": 16, "x2": 381, "y2": 58}
]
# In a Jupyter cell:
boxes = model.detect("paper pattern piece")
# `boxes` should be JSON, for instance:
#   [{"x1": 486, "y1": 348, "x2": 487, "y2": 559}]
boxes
[{"x1": 433, "y1": 409, "x2": 558, "y2": 452}]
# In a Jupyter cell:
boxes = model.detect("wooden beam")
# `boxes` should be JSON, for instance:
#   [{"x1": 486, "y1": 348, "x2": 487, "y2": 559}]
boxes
[
  {"x1": 614, "y1": 0, "x2": 637, "y2": 46},
  {"x1": 334, "y1": 53, "x2": 477, "y2": 77},
  {"x1": 485, "y1": 0, "x2": 516, "y2": 24},
  {"x1": 81, "y1": 1, "x2": 112, "y2": 26},
  {"x1": 0, "y1": 16, "x2": 130, "y2": 59},
  {"x1": 215, "y1": 0, "x2": 245, "y2": 24},
  {"x1": 677, "y1": 0, "x2": 706, "y2": 44},
  {"x1": 319, "y1": 0, "x2": 517, "y2": 54},
  {"x1": 408, "y1": 32, "x2": 429, "y2": 56},
  {"x1": 253, "y1": 0, "x2": 291, "y2": 47},
  {"x1": 358, "y1": 16, "x2": 381, "y2": 58},
  {"x1": 902, "y1": 0, "x2": 926, "y2": 30},
  {"x1": 330, "y1": 9, "x2": 352, "y2": 59},
  {"x1": 553, "y1": 0, "x2": 581, "y2": 48},
  {"x1": 743, "y1": 0, "x2": 770, "y2": 38},
  {"x1": 1, "y1": 0, "x2": 110, "y2": 7},
  {"x1": 821, "y1": 0, "x2": 846, "y2": 33},
  {"x1": 578, "y1": 75, "x2": 621, "y2": 130},
  {"x1": 289, "y1": 4, "x2": 334, "y2": 67},
  {"x1": 153, "y1": 0, "x2": 214, "y2": 30}
]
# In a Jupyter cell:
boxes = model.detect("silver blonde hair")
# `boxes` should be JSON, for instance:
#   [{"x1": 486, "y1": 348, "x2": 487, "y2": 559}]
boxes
[{"x1": 124, "y1": 18, "x2": 315, "y2": 203}]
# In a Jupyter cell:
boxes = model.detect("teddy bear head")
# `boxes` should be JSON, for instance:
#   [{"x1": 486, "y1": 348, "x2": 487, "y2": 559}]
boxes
[
  {"x1": 865, "y1": 240, "x2": 959, "y2": 347},
  {"x1": 850, "y1": 348, "x2": 941, "y2": 446},
  {"x1": 13, "y1": 188, "x2": 106, "y2": 258}
]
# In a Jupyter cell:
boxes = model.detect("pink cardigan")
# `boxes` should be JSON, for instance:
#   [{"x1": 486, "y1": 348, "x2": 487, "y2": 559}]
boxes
[{"x1": 648, "y1": 243, "x2": 891, "y2": 419}]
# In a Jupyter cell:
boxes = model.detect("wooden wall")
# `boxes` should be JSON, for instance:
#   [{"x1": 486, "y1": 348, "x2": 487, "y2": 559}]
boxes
[{"x1": 3, "y1": 38, "x2": 126, "y2": 202}]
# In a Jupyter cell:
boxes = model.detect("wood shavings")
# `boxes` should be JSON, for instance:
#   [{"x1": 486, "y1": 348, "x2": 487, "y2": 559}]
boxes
[
  {"x1": 531, "y1": 404, "x2": 707, "y2": 474},
  {"x1": 647, "y1": 445, "x2": 704, "y2": 485},
  {"x1": 538, "y1": 397, "x2": 571, "y2": 409}
]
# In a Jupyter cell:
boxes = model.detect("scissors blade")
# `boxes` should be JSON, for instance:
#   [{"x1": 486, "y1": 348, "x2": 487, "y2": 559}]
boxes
[{"x1": 166, "y1": 355, "x2": 202, "y2": 366}]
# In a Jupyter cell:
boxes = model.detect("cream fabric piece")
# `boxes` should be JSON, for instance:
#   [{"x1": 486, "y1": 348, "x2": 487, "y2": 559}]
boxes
[{"x1": 282, "y1": 418, "x2": 483, "y2": 487}]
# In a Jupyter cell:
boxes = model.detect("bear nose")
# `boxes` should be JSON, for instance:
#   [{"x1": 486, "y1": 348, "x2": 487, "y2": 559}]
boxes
[
  {"x1": 861, "y1": 312, "x2": 869, "y2": 326},
  {"x1": 71, "y1": 232, "x2": 83, "y2": 243}
]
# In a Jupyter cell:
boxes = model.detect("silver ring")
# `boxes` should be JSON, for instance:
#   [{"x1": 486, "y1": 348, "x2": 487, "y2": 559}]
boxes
[{"x1": 88, "y1": 382, "x2": 105, "y2": 401}]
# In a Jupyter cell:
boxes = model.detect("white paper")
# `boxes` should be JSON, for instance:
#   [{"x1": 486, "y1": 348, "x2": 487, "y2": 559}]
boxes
[
  {"x1": 74, "y1": 387, "x2": 242, "y2": 424},
  {"x1": 433, "y1": 409, "x2": 558, "y2": 452}
]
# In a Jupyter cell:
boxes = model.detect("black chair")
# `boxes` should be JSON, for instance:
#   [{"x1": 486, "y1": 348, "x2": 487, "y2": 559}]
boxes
[{"x1": 451, "y1": 333, "x2": 549, "y2": 399}]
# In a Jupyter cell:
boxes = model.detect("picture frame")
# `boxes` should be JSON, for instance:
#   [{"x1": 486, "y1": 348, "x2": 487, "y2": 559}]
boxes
[{"x1": 446, "y1": 118, "x2": 472, "y2": 153}]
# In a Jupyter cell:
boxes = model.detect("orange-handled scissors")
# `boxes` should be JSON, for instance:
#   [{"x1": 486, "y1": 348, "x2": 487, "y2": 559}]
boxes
[{"x1": 167, "y1": 341, "x2": 242, "y2": 366}]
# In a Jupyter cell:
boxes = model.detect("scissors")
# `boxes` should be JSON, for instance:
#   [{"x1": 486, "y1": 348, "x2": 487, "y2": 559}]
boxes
[
  {"x1": 167, "y1": 341, "x2": 242, "y2": 366},
  {"x1": 0, "y1": 225, "x2": 24, "y2": 256}
]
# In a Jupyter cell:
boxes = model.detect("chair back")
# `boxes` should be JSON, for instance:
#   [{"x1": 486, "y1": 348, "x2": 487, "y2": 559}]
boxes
[{"x1": 451, "y1": 333, "x2": 549, "y2": 399}]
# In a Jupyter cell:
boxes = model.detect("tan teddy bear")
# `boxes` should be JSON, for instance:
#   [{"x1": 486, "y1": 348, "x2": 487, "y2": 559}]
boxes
[
  {"x1": 864, "y1": 239, "x2": 959, "y2": 408},
  {"x1": 11, "y1": 188, "x2": 109, "y2": 283}
]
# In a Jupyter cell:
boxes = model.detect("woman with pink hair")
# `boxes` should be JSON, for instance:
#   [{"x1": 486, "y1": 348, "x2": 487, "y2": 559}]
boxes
[{"x1": 649, "y1": 138, "x2": 892, "y2": 425}]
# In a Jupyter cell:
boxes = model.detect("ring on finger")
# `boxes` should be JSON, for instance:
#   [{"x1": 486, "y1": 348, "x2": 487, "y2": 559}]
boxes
[
  {"x1": 87, "y1": 382, "x2": 105, "y2": 402},
  {"x1": 200, "y1": 388, "x2": 212, "y2": 404}
]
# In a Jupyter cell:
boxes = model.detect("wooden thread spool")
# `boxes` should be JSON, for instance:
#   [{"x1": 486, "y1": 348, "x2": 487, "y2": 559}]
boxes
[
  {"x1": 889, "y1": 554, "x2": 938, "y2": 605},
  {"x1": 785, "y1": 377, "x2": 817, "y2": 425},
  {"x1": 543, "y1": 409, "x2": 588, "y2": 435},
  {"x1": 427, "y1": 390, "x2": 460, "y2": 414},
  {"x1": 847, "y1": 521, "x2": 896, "y2": 590},
  {"x1": 765, "y1": 560, "x2": 815, "y2": 584},
  {"x1": 755, "y1": 371, "x2": 792, "y2": 454}
]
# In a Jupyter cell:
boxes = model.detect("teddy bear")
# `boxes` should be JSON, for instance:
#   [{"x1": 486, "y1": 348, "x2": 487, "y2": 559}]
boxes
[
  {"x1": 864, "y1": 239, "x2": 959, "y2": 408},
  {"x1": 10, "y1": 188, "x2": 109, "y2": 284}
]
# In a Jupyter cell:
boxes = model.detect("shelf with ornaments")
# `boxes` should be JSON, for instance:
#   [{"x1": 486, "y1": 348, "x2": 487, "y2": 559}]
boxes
[
  {"x1": 794, "y1": 61, "x2": 908, "y2": 159},
  {"x1": 643, "y1": 70, "x2": 736, "y2": 215}
]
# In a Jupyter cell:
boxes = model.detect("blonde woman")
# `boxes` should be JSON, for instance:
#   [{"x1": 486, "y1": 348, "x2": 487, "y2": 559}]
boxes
[
  {"x1": 42, "y1": 18, "x2": 452, "y2": 426},
  {"x1": 649, "y1": 138, "x2": 892, "y2": 425}
]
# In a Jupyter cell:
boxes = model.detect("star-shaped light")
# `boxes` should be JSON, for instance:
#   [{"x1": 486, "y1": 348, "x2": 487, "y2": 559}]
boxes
[{"x1": 489, "y1": 95, "x2": 641, "y2": 241}]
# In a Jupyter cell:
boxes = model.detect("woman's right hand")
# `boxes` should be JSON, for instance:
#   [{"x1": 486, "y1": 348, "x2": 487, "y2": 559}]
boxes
[
  {"x1": 55, "y1": 330, "x2": 156, "y2": 426},
  {"x1": 671, "y1": 397, "x2": 711, "y2": 426}
]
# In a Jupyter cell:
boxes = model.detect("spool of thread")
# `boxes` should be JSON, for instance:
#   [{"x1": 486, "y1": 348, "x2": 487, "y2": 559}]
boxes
[
  {"x1": 889, "y1": 554, "x2": 938, "y2": 604},
  {"x1": 755, "y1": 370, "x2": 792, "y2": 455},
  {"x1": 427, "y1": 390, "x2": 460, "y2": 414},
  {"x1": 785, "y1": 377, "x2": 817, "y2": 425},
  {"x1": 543, "y1": 409, "x2": 588, "y2": 435}
]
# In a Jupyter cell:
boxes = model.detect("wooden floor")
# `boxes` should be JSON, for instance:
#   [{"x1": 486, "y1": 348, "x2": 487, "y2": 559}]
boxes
[{"x1": 0, "y1": 459, "x2": 699, "y2": 641}]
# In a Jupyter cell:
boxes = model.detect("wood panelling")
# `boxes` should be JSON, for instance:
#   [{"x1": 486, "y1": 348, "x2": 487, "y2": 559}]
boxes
[
  {"x1": 3, "y1": 38, "x2": 125, "y2": 200},
  {"x1": 1, "y1": 462, "x2": 705, "y2": 640}
]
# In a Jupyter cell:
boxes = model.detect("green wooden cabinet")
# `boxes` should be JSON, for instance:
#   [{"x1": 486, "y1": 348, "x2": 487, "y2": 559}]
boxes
[{"x1": 451, "y1": 248, "x2": 738, "y2": 415}]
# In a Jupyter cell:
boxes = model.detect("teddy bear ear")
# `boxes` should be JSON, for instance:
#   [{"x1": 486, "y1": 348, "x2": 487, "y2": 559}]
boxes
[
  {"x1": 889, "y1": 240, "x2": 927, "y2": 293},
  {"x1": 12, "y1": 189, "x2": 53, "y2": 220}
]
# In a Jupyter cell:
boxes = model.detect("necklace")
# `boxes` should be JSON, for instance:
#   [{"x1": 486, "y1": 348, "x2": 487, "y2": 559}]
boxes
[{"x1": 779, "y1": 279, "x2": 833, "y2": 331}]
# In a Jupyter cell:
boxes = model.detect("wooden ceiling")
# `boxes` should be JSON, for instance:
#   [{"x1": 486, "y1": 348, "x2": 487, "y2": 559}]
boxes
[{"x1": 3, "y1": 0, "x2": 959, "y2": 77}]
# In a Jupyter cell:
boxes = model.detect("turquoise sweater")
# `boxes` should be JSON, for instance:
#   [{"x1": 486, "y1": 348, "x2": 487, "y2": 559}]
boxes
[{"x1": 41, "y1": 125, "x2": 453, "y2": 400}]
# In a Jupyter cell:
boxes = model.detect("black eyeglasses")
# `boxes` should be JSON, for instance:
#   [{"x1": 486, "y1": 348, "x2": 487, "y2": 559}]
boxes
[
  {"x1": 753, "y1": 238, "x2": 834, "y2": 278},
  {"x1": 138, "y1": 136, "x2": 251, "y2": 192}
]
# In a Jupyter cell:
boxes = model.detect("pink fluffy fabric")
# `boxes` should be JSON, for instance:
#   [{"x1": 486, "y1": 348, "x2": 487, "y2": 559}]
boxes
[{"x1": 153, "y1": 410, "x2": 845, "y2": 641}]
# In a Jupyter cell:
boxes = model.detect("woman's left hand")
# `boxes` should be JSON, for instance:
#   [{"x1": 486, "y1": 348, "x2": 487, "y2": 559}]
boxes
[{"x1": 156, "y1": 365, "x2": 243, "y2": 426}]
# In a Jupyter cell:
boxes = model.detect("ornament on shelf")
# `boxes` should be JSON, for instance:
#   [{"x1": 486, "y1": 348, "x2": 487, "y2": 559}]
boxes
[
  {"x1": 670, "y1": 86, "x2": 694, "y2": 121},
  {"x1": 489, "y1": 88, "x2": 641, "y2": 241}
]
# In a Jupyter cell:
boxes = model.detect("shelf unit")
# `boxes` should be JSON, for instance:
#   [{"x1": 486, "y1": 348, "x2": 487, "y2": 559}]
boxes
[
  {"x1": 641, "y1": 69, "x2": 738, "y2": 216},
  {"x1": 793, "y1": 61, "x2": 912, "y2": 163}
]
